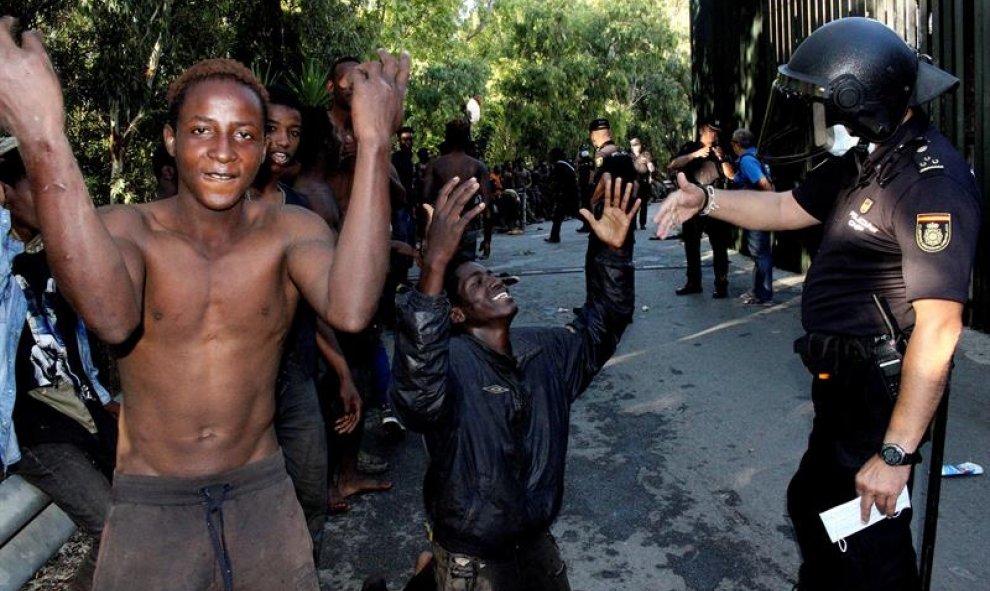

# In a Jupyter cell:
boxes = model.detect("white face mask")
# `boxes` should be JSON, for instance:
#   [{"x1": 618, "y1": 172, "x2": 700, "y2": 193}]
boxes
[{"x1": 824, "y1": 125, "x2": 860, "y2": 157}]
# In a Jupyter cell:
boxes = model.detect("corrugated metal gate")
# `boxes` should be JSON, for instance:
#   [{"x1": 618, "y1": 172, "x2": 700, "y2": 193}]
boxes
[{"x1": 691, "y1": 0, "x2": 989, "y2": 330}]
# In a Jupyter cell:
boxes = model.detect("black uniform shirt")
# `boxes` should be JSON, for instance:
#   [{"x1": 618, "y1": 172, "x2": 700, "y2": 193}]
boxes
[
  {"x1": 674, "y1": 141, "x2": 722, "y2": 185},
  {"x1": 794, "y1": 114, "x2": 982, "y2": 336},
  {"x1": 549, "y1": 160, "x2": 578, "y2": 208},
  {"x1": 591, "y1": 141, "x2": 619, "y2": 185}
]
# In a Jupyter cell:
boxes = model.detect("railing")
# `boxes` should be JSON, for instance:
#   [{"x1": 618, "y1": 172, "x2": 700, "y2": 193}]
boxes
[{"x1": 0, "y1": 476, "x2": 76, "y2": 591}]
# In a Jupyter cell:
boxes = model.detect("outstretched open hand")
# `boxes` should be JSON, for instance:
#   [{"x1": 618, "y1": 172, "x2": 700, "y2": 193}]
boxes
[
  {"x1": 0, "y1": 17, "x2": 65, "y2": 139},
  {"x1": 653, "y1": 172, "x2": 706, "y2": 239},
  {"x1": 421, "y1": 177, "x2": 484, "y2": 270},
  {"x1": 579, "y1": 174, "x2": 641, "y2": 250},
  {"x1": 350, "y1": 49, "x2": 411, "y2": 147}
]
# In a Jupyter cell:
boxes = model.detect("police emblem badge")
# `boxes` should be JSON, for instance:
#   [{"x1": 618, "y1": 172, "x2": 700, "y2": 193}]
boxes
[
  {"x1": 915, "y1": 213, "x2": 951, "y2": 252},
  {"x1": 860, "y1": 198, "x2": 874, "y2": 214}
]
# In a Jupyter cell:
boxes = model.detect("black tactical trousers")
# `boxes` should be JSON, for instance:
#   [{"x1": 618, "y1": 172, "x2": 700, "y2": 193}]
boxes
[
  {"x1": 788, "y1": 353, "x2": 921, "y2": 591},
  {"x1": 680, "y1": 216, "x2": 730, "y2": 289}
]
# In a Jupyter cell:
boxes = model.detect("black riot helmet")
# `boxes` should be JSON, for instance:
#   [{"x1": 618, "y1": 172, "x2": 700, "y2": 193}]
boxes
[{"x1": 759, "y1": 17, "x2": 959, "y2": 164}]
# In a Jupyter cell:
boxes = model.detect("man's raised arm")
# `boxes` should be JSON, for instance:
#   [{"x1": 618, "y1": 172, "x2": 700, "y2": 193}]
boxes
[
  {"x1": 390, "y1": 178, "x2": 483, "y2": 431},
  {"x1": 566, "y1": 174, "x2": 638, "y2": 397},
  {"x1": 653, "y1": 172, "x2": 819, "y2": 239},
  {"x1": 324, "y1": 50, "x2": 410, "y2": 331},
  {"x1": 0, "y1": 18, "x2": 142, "y2": 343}
]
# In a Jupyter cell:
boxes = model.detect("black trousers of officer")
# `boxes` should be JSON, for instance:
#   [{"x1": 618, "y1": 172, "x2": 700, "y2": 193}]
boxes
[
  {"x1": 549, "y1": 192, "x2": 577, "y2": 241},
  {"x1": 788, "y1": 350, "x2": 922, "y2": 591},
  {"x1": 680, "y1": 216, "x2": 731, "y2": 289},
  {"x1": 637, "y1": 177, "x2": 656, "y2": 229}
]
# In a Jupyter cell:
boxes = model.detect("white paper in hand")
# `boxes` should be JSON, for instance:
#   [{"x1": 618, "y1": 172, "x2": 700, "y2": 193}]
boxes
[{"x1": 819, "y1": 487, "x2": 911, "y2": 544}]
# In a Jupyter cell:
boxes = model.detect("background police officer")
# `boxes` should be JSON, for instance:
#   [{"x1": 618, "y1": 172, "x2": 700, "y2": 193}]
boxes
[
  {"x1": 666, "y1": 118, "x2": 734, "y2": 297},
  {"x1": 654, "y1": 17, "x2": 981, "y2": 591},
  {"x1": 588, "y1": 118, "x2": 637, "y2": 210}
]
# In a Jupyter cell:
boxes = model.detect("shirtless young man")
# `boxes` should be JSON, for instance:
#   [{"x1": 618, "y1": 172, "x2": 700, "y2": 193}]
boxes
[
  {"x1": 0, "y1": 18, "x2": 408, "y2": 590},
  {"x1": 421, "y1": 118, "x2": 494, "y2": 259}
]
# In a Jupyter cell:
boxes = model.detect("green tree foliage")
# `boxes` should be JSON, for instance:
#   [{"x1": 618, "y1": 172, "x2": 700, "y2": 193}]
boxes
[
  {"x1": 473, "y1": 0, "x2": 692, "y2": 163},
  {"x1": 2, "y1": 0, "x2": 690, "y2": 202}
]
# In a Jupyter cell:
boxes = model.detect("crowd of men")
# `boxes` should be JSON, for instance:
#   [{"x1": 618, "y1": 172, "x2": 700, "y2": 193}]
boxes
[{"x1": 0, "y1": 13, "x2": 982, "y2": 591}]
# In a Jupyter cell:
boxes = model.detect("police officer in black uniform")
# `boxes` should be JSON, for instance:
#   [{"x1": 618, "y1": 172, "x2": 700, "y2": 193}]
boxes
[
  {"x1": 588, "y1": 118, "x2": 638, "y2": 206},
  {"x1": 630, "y1": 137, "x2": 655, "y2": 230},
  {"x1": 654, "y1": 17, "x2": 981, "y2": 591},
  {"x1": 666, "y1": 118, "x2": 734, "y2": 297},
  {"x1": 589, "y1": 118, "x2": 619, "y2": 175},
  {"x1": 574, "y1": 147, "x2": 594, "y2": 233},
  {"x1": 545, "y1": 147, "x2": 579, "y2": 243}
]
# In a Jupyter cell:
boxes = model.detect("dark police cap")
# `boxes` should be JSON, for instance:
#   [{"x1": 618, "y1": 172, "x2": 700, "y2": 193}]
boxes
[
  {"x1": 698, "y1": 117, "x2": 722, "y2": 132},
  {"x1": 588, "y1": 118, "x2": 611, "y2": 132}
]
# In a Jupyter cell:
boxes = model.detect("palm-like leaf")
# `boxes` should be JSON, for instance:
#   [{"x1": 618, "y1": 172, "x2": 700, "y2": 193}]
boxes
[{"x1": 288, "y1": 58, "x2": 331, "y2": 108}]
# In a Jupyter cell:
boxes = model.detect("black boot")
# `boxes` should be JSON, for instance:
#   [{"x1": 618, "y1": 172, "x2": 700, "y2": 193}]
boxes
[{"x1": 712, "y1": 279, "x2": 728, "y2": 299}]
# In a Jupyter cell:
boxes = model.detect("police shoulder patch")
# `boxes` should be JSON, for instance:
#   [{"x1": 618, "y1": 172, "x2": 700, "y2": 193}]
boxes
[
  {"x1": 483, "y1": 384, "x2": 510, "y2": 395},
  {"x1": 915, "y1": 213, "x2": 951, "y2": 253}
]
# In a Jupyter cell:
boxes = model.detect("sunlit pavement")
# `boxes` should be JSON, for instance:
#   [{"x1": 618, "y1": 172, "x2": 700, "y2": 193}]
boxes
[{"x1": 319, "y1": 204, "x2": 990, "y2": 591}]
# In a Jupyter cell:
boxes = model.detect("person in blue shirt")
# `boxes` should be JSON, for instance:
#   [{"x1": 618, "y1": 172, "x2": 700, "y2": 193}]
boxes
[
  {"x1": 0, "y1": 137, "x2": 27, "y2": 475},
  {"x1": 727, "y1": 128, "x2": 775, "y2": 304}
]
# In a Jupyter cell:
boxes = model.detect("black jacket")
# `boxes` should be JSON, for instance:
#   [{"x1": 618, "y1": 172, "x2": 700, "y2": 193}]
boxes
[{"x1": 390, "y1": 237, "x2": 634, "y2": 558}]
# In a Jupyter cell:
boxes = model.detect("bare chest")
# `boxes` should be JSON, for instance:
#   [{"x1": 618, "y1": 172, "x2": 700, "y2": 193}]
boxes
[{"x1": 140, "y1": 234, "x2": 293, "y2": 340}]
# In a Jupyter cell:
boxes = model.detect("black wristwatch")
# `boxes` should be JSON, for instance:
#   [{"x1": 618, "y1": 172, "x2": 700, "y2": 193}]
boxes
[{"x1": 880, "y1": 443, "x2": 921, "y2": 466}]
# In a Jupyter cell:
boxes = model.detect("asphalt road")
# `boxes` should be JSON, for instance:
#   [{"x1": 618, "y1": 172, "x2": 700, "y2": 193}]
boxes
[{"x1": 317, "y1": 208, "x2": 990, "y2": 591}]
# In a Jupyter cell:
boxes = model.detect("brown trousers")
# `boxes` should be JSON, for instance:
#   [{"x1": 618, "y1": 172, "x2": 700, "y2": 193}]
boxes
[{"x1": 93, "y1": 452, "x2": 318, "y2": 591}]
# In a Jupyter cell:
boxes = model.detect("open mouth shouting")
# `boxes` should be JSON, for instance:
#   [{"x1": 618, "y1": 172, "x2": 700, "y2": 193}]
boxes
[{"x1": 491, "y1": 291, "x2": 513, "y2": 302}]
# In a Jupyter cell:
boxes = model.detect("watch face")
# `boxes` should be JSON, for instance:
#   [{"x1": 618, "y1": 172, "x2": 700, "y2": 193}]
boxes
[{"x1": 882, "y1": 445, "x2": 904, "y2": 465}]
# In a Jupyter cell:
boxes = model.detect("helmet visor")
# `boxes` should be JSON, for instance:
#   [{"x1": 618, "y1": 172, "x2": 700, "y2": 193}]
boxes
[{"x1": 758, "y1": 77, "x2": 833, "y2": 165}]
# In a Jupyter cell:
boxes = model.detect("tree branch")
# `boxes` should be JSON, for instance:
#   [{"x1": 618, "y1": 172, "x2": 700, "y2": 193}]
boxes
[{"x1": 464, "y1": 0, "x2": 496, "y2": 42}]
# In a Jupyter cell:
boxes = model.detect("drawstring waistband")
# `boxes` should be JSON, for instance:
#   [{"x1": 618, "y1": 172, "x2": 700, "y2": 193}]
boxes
[
  {"x1": 109, "y1": 453, "x2": 288, "y2": 590},
  {"x1": 200, "y1": 483, "x2": 234, "y2": 591}
]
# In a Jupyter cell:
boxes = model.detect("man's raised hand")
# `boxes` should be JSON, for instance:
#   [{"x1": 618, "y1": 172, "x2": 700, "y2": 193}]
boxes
[
  {"x1": 579, "y1": 174, "x2": 640, "y2": 251},
  {"x1": 653, "y1": 172, "x2": 705, "y2": 239},
  {"x1": 350, "y1": 49, "x2": 411, "y2": 148},
  {"x1": 420, "y1": 177, "x2": 483, "y2": 271},
  {"x1": 0, "y1": 18, "x2": 65, "y2": 141}
]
